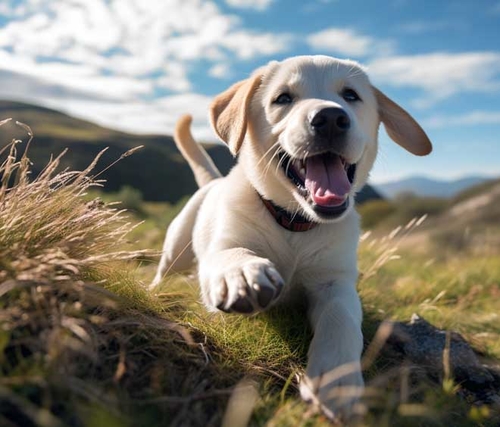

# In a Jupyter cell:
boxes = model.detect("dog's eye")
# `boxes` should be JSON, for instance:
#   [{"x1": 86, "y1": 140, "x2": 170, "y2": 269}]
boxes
[
  {"x1": 273, "y1": 93, "x2": 293, "y2": 105},
  {"x1": 342, "y1": 88, "x2": 361, "y2": 102}
]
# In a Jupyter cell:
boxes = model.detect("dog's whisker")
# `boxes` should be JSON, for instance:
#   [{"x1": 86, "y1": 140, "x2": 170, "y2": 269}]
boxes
[
  {"x1": 274, "y1": 150, "x2": 288, "y2": 175},
  {"x1": 257, "y1": 140, "x2": 283, "y2": 181},
  {"x1": 260, "y1": 142, "x2": 282, "y2": 177},
  {"x1": 289, "y1": 206, "x2": 301, "y2": 223},
  {"x1": 267, "y1": 145, "x2": 282, "y2": 168},
  {"x1": 302, "y1": 151, "x2": 309, "y2": 164},
  {"x1": 263, "y1": 147, "x2": 281, "y2": 178},
  {"x1": 283, "y1": 153, "x2": 295, "y2": 179},
  {"x1": 285, "y1": 157, "x2": 292, "y2": 176},
  {"x1": 257, "y1": 140, "x2": 281, "y2": 167},
  {"x1": 283, "y1": 200, "x2": 306, "y2": 225}
]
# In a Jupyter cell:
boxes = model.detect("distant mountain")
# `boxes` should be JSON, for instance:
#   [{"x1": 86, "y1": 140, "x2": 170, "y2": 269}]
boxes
[
  {"x1": 374, "y1": 175, "x2": 495, "y2": 199},
  {"x1": 0, "y1": 100, "x2": 381, "y2": 204},
  {"x1": 0, "y1": 100, "x2": 234, "y2": 203},
  {"x1": 355, "y1": 183, "x2": 382, "y2": 204}
]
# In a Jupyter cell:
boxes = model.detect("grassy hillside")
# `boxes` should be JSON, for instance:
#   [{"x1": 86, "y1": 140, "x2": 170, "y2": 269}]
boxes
[
  {"x1": 0, "y1": 100, "x2": 234, "y2": 203},
  {"x1": 359, "y1": 178, "x2": 500, "y2": 254},
  {"x1": 2, "y1": 118, "x2": 499, "y2": 427}
]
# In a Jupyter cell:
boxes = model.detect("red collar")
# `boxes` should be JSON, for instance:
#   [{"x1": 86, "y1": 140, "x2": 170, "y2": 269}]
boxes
[{"x1": 259, "y1": 195, "x2": 318, "y2": 232}]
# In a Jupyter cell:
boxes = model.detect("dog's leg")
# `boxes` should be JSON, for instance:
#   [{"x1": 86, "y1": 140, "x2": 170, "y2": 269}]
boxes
[
  {"x1": 198, "y1": 248, "x2": 285, "y2": 313},
  {"x1": 150, "y1": 185, "x2": 212, "y2": 289},
  {"x1": 300, "y1": 280, "x2": 364, "y2": 421}
]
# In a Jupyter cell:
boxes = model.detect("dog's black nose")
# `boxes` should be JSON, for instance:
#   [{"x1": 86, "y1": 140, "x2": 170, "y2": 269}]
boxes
[{"x1": 310, "y1": 107, "x2": 350, "y2": 138}]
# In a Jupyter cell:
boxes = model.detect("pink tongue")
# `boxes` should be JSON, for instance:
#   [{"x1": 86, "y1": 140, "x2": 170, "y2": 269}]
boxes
[{"x1": 305, "y1": 155, "x2": 351, "y2": 207}]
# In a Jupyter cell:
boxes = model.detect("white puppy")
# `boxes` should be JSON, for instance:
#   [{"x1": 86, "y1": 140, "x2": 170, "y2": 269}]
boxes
[{"x1": 152, "y1": 55, "x2": 432, "y2": 420}]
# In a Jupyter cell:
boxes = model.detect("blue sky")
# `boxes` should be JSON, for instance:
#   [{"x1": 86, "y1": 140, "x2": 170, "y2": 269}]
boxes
[{"x1": 0, "y1": 0, "x2": 499, "y2": 183}]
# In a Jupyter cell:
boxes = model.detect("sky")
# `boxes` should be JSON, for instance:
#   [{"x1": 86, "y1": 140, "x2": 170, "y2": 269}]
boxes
[{"x1": 0, "y1": 0, "x2": 499, "y2": 184}]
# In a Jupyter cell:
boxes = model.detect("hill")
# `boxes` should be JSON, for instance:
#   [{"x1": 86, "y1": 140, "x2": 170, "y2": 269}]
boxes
[
  {"x1": 364, "y1": 177, "x2": 500, "y2": 254},
  {"x1": 438, "y1": 179, "x2": 500, "y2": 234},
  {"x1": 375, "y1": 175, "x2": 494, "y2": 199},
  {"x1": 0, "y1": 100, "x2": 233, "y2": 203},
  {"x1": 0, "y1": 100, "x2": 381, "y2": 204}
]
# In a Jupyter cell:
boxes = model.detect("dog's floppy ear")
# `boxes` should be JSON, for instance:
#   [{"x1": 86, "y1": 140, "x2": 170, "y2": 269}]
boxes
[
  {"x1": 373, "y1": 86, "x2": 432, "y2": 156},
  {"x1": 210, "y1": 72, "x2": 263, "y2": 155}
]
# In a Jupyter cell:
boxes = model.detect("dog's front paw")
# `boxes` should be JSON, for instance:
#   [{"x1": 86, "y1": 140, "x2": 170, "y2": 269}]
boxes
[
  {"x1": 205, "y1": 261, "x2": 284, "y2": 314},
  {"x1": 300, "y1": 360, "x2": 364, "y2": 422}
]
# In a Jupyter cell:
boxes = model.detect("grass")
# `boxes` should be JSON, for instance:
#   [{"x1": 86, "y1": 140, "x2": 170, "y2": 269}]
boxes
[
  {"x1": 0, "y1": 121, "x2": 202, "y2": 427},
  {"x1": 358, "y1": 221, "x2": 500, "y2": 363},
  {"x1": 1, "y1": 120, "x2": 499, "y2": 426}
]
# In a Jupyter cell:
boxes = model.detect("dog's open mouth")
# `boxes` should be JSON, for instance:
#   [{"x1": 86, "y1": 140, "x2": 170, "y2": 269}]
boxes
[{"x1": 279, "y1": 151, "x2": 356, "y2": 217}]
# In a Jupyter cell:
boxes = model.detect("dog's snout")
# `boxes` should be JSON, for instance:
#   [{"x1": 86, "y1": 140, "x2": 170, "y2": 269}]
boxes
[{"x1": 310, "y1": 107, "x2": 350, "y2": 139}]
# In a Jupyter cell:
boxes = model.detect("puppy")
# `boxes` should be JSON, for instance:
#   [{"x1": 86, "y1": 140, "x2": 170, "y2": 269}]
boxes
[{"x1": 152, "y1": 55, "x2": 432, "y2": 420}]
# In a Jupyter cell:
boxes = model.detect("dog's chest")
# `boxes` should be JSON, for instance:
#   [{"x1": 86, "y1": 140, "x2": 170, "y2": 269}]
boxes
[{"x1": 270, "y1": 219, "x2": 359, "y2": 287}]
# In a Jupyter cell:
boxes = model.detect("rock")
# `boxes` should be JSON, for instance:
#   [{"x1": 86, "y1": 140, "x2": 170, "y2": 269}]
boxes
[{"x1": 382, "y1": 314, "x2": 500, "y2": 405}]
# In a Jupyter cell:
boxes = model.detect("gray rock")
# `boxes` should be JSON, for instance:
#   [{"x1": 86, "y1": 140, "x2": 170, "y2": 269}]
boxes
[{"x1": 383, "y1": 314, "x2": 500, "y2": 405}]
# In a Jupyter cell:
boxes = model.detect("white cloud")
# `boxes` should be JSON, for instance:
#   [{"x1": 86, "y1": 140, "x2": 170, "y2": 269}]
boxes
[
  {"x1": 306, "y1": 28, "x2": 394, "y2": 57},
  {"x1": 306, "y1": 30, "x2": 500, "y2": 108},
  {"x1": 0, "y1": 70, "x2": 103, "y2": 104},
  {"x1": 209, "y1": 63, "x2": 232, "y2": 79},
  {"x1": 368, "y1": 52, "x2": 500, "y2": 107},
  {"x1": 156, "y1": 63, "x2": 192, "y2": 92},
  {"x1": 424, "y1": 111, "x2": 500, "y2": 129},
  {"x1": 0, "y1": 0, "x2": 292, "y2": 86},
  {"x1": 221, "y1": 31, "x2": 293, "y2": 60},
  {"x1": 78, "y1": 93, "x2": 214, "y2": 140},
  {"x1": 225, "y1": 0, "x2": 274, "y2": 11},
  {"x1": 0, "y1": 0, "x2": 293, "y2": 136},
  {"x1": 0, "y1": 50, "x2": 153, "y2": 101},
  {"x1": 0, "y1": 1, "x2": 27, "y2": 16},
  {"x1": 0, "y1": 76, "x2": 214, "y2": 144}
]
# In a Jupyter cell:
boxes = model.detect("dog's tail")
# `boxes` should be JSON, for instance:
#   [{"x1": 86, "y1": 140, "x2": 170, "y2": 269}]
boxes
[{"x1": 174, "y1": 115, "x2": 222, "y2": 187}]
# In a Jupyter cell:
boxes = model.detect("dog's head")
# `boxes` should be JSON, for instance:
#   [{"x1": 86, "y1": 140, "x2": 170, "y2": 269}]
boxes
[{"x1": 210, "y1": 55, "x2": 432, "y2": 223}]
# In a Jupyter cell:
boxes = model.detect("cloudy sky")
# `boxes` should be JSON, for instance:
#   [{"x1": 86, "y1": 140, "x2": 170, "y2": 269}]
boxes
[{"x1": 1, "y1": 0, "x2": 499, "y2": 183}]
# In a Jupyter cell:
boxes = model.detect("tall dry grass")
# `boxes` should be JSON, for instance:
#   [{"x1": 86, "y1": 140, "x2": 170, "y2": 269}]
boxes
[
  {"x1": 0, "y1": 119, "x2": 143, "y2": 281},
  {"x1": 0, "y1": 120, "x2": 203, "y2": 427}
]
